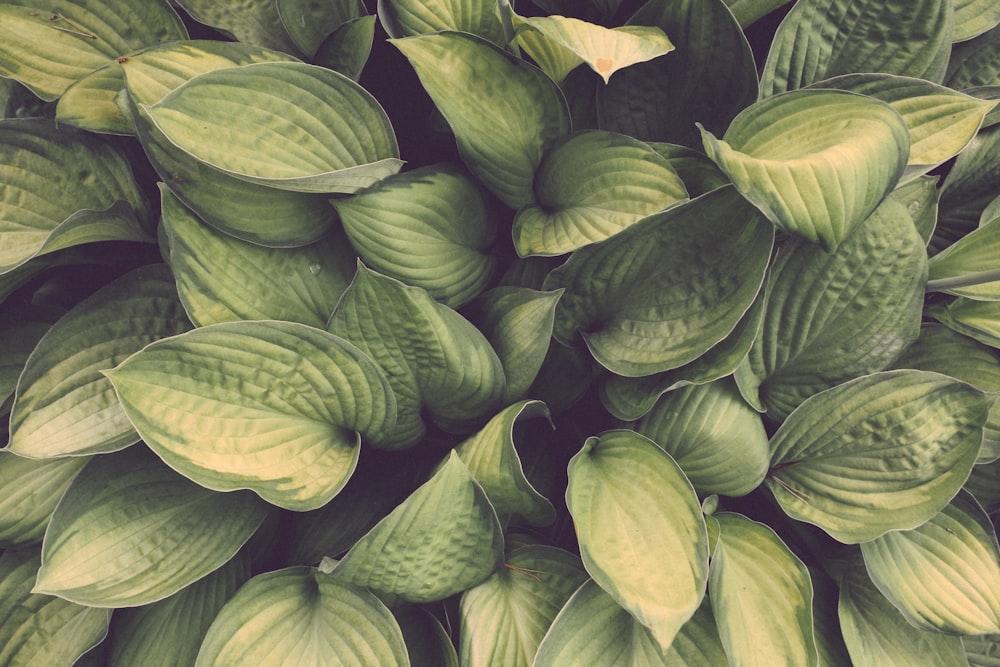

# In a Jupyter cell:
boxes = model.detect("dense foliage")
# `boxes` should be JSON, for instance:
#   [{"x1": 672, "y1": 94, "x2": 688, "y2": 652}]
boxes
[{"x1": 3, "y1": 0, "x2": 1000, "y2": 664}]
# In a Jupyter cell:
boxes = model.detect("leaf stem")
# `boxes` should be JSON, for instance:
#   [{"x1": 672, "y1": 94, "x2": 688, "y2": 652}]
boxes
[{"x1": 926, "y1": 269, "x2": 1000, "y2": 292}]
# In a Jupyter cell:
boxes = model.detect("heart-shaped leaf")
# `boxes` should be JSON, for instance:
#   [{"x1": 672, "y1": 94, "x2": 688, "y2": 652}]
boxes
[
  {"x1": 8, "y1": 264, "x2": 192, "y2": 458},
  {"x1": 34, "y1": 445, "x2": 268, "y2": 607},
  {"x1": 105, "y1": 320, "x2": 396, "y2": 511},
  {"x1": 767, "y1": 370, "x2": 989, "y2": 543},
  {"x1": 392, "y1": 31, "x2": 570, "y2": 208},
  {"x1": 0, "y1": 451, "x2": 88, "y2": 547},
  {"x1": 160, "y1": 187, "x2": 356, "y2": 328},
  {"x1": 566, "y1": 429, "x2": 709, "y2": 652},
  {"x1": 332, "y1": 163, "x2": 498, "y2": 308},
  {"x1": 701, "y1": 89, "x2": 910, "y2": 250},
  {"x1": 459, "y1": 546, "x2": 587, "y2": 667},
  {"x1": 708, "y1": 512, "x2": 817, "y2": 666},
  {"x1": 512, "y1": 129, "x2": 688, "y2": 256},
  {"x1": 545, "y1": 186, "x2": 772, "y2": 377},
  {"x1": 332, "y1": 451, "x2": 504, "y2": 603},
  {"x1": 195, "y1": 567, "x2": 410, "y2": 666},
  {"x1": 328, "y1": 265, "x2": 505, "y2": 448}
]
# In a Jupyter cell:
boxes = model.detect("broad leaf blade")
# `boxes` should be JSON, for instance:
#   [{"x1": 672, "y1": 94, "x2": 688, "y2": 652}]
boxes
[
  {"x1": 954, "y1": 0, "x2": 1000, "y2": 41},
  {"x1": 333, "y1": 451, "x2": 504, "y2": 603},
  {"x1": 378, "y1": 0, "x2": 504, "y2": 42},
  {"x1": 701, "y1": 89, "x2": 910, "y2": 250},
  {"x1": 392, "y1": 31, "x2": 571, "y2": 208},
  {"x1": 0, "y1": 451, "x2": 88, "y2": 547},
  {"x1": 195, "y1": 567, "x2": 410, "y2": 666},
  {"x1": 947, "y1": 24, "x2": 1000, "y2": 89},
  {"x1": 767, "y1": 370, "x2": 989, "y2": 543},
  {"x1": 928, "y1": 216, "x2": 1000, "y2": 299},
  {"x1": 105, "y1": 320, "x2": 396, "y2": 511},
  {"x1": 276, "y1": 0, "x2": 367, "y2": 57},
  {"x1": 566, "y1": 430, "x2": 709, "y2": 652},
  {"x1": 313, "y1": 15, "x2": 377, "y2": 81},
  {"x1": 9, "y1": 264, "x2": 192, "y2": 458},
  {"x1": 56, "y1": 64, "x2": 133, "y2": 135},
  {"x1": 173, "y1": 0, "x2": 302, "y2": 55},
  {"x1": 35, "y1": 445, "x2": 267, "y2": 607}
]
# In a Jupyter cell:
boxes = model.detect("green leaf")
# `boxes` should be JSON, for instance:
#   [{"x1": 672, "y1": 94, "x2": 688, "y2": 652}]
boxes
[
  {"x1": 767, "y1": 370, "x2": 989, "y2": 544},
  {"x1": 746, "y1": 193, "x2": 927, "y2": 420},
  {"x1": 708, "y1": 512, "x2": 817, "y2": 667},
  {"x1": 454, "y1": 400, "x2": 556, "y2": 525},
  {"x1": 566, "y1": 430, "x2": 709, "y2": 652},
  {"x1": 56, "y1": 64, "x2": 133, "y2": 135},
  {"x1": 597, "y1": 0, "x2": 758, "y2": 149},
  {"x1": 333, "y1": 451, "x2": 504, "y2": 603},
  {"x1": 105, "y1": 320, "x2": 396, "y2": 511},
  {"x1": 195, "y1": 567, "x2": 410, "y2": 667},
  {"x1": 328, "y1": 265, "x2": 505, "y2": 448},
  {"x1": 954, "y1": 0, "x2": 1000, "y2": 41},
  {"x1": 966, "y1": 635, "x2": 1000, "y2": 666},
  {"x1": 928, "y1": 216, "x2": 1000, "y2": 299},
  {"x1": 395, "y1": 606, "x2": 459, "y2": 667},
  {"x1": 892, "y1": 175, "x2": 940, "y2": 244},
  {"x1": 937, "y1": 124, "x2": 1000, "y2": 241},
  {"x1": 173, "y1": 0, "x2": 302, "y2": 55},
  {"x1": 8, "y1": 264, "x2": 192, "y2": 458},
  {"x1": 333, "y1": 163, "x2": 498, "y2": 308},
  {"x1": 0, "y1": 451, "x2": 88, "y2": 547},
  {"x1": 108, "y1": 550, "x2": 250, "y2": 667},
  {"x1": 512, "y1": 130, "x2": 688, "y2": 257},
  {"x1": 392, "y1": 31, "x2": 571, "y2": 208},
  {"x1": 965, "y1": 458, "x2": 1000, "y2": 513},
  {"x1": 0, "y1": 118, "x2": 151, "y2": 274},
  {"x1": 930, "y1": 298, "x2": 1000, "y2": 349},
  {"x1": 276, "y1": 0, "x2": 366, "y2": 57},
  {"x1": 160, "y1": 187, "x2": 356, "y2": 328},
  {"x1": 0, "y1": 0, "x2": 187, "y2": 101},
  {"x1": 839, "y1": 552, "x2": 969, "y2": 666},
  {"x1": 861, "y1": 490, "x2": 1000, "y2": 635},
  {"x1": 515, "y1": 16, "x2": 673, "y2": 84},
  {"x1": 511, "y1": 16, "x2": 586, "y2": 86},
  {"x1": 634, "y1": 378, "x2": 770, "y2": 497},
  {"x1": 701, "y1": 89, "x2": 910, "y2": 250},
  {"x1": 0, "y1": 306, "x2": 52, "y2": 414},
  {"x1": 378, "y1": 0, "x2": 504, "y2": 42},
  {"x1": 947, "y1": 24, "x2": 1000, "y2": 89},
  {"x1": 760, "y1": 0, "x2": 954, "y2": 96},
  {"x1": 35, "y1": 445, "x2": 267, "y2": 607},
  {"x1": 313, "y1": 15, "x2": 377, "y2": 81},
  {"x1": 545, "y1": 186, "x2": 772, "y2": 377},
  {"x1": 0, "y1": 548, "x2": 110, "y2": 666},
  {"x1": 459, "y1": 546, "x2": 587, "y2": 667},
  {"x1": 143, "y1": 61, "x2": 401, "y2": 194}
]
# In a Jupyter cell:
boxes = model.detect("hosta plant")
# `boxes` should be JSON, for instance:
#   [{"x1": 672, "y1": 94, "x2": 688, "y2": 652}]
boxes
[{"x1": 4, "y1": 0, "x2": 1000, "y2": 664}]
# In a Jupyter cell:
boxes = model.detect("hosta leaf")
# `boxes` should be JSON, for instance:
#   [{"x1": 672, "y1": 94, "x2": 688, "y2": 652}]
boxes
[
  {"x1": 767, "y1": 370, "x2": 989, "y2": 544},
  {"x1": 928, "y1": 216, "x2": 1000, "y2": 299},
  {"x1": 105, "y1": 320, "x2": 396, "y2": 510},
  {"x1": 276, "y1": 0, "x2": 366, "y2": 57},
  {"x1": 0, "y1": 0, "x2": 186, "y2": 101},
  {"x1": 0, "y1": 451, "x2": 88, "y2": 547},
  {"x1": 313, "y1": 15, "x2": 376, "y2": 81},
  {"x1": 454, "y1": 400, "x2": 555, "y2": 525},
  {"x1": 328, "y1": 265, "x2": 505, "y2": 448},
  {"x1": 708, "y1": 512, "x2": 817, "y2": 667},
  {"x1": 947, "y1": 24, "x2": 1000, "y2": 89},
  {"x1": 392, "y1": 31, "x2": 571, "y2": 208},
  {"x1": 512, "y1": 16, "x2": 585, "y2": 86},
  {"x1": 937, "y1": 124, "x2": 1000, "y2": 241},
  {"x1": 954, "y1": 0, "x2": 1000, "y2": 41},
  {"x1": 143, "y1": 61, "x2": 401, "y2": 194},
  {"x1": 378, "y1": 0, "x2": 504, "y2": 42},
  {"x1": 195, "y1": 567, "x2": 409, "y2": 667},
  {"x1": 173, "y1": 0, "x2": 302, "y2": 55},
  {"x1": 459, "y1": 546, "x2": 587, "y2": 667},
  {"x1": 861, "y1": 490, "x2": 1000, "y2": 635},
  {"x1": 892, "y1": 324, "x2": 1000, "y2": 463},
  {"x1": 395, "y1": 606, "x2": 459, "y2": 667},
  {"x1": 56, "y1": 64, "x2": 132, "y2": 135},
  {"x1": 809, "y1": 73, "x2": 997, "y2": 176},
  {"x1": 811, "y1": 566, "x2": 853, "y2": 667},
  {"x1": 601, "y1": 287, "x2": 765, "y2": 421},
  {"x1": 566, "y1": 430, "x2": 709, "y2": 652},
  {"x1": 545, "y1": 186, "x2": 772, "y2": 377},
  {"x1": 597, "y1": 0, "x2": 758, "y2": 149},
  {"x1": 0, "y1": 306, "x2": 52, "y2": 414},
  {"x1": 893, "y1": 175, "x2": 940, "y2": 244},
  {"x1": 649, "y1": 142, "x2": 731, "y2": 197},
  {"x1": 746, "y1": 193, "x2": 927, "y2": 421},
  {"x1": 108, "y1": 550, "x2": 251, "y2": 667},
  {"x1": 839, "y1": 552, "x2": 969, "y2": 666},
  {"x1": 515, "y1": 16, "x2": 673, "y2": 84},
  {"x1": 634, "y1": 378, "x2": 769, "y2": 497},
  {"x1": 965, "y1": 458, "x2": 1000, "y2": 513},
  {"x1": 0, "y1": 118, "x2": 151, "y2": 274},
  {"x1": 333, "y1": 451, "x2": 504, "y2": 602},
  {"x1": 966, "y1": 635, "x2": 1000, "y2": 666},
  {"x1": 468, "y1": 287, "x2": 561, "y2": 404},
  {"x1": 701, "y1": 89, "x2": 910, "y2": 250},
  {"x1": 8, "y1": 264, "x2": 192, "y2": 458},
  {"x1": 760, "y1": 0, "x2": 954, "y2": 96},
  {"x1": 35, "y1": 445, "x2": 267, "y2": 607},
  {"x1": 512, "y1": 130, "x2": 688, "y2": 256},
  {"x1": 930, "y1": 298, "x2": 1000, "y2": 349},
  {"x1": 0, "y1": 548, "x2": 110, "y2": 666},
  {"x1": 160, "y1": 187, "x2": 356, "y2": 328},
  {"x1": 333, "y1": 163, "x2": 498, "y2": 308}
]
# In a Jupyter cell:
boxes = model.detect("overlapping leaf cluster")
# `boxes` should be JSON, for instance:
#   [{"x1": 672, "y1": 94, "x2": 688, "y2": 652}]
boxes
[{"x1": 2, "y1": 0, "x2": 1000, "y2": 664}]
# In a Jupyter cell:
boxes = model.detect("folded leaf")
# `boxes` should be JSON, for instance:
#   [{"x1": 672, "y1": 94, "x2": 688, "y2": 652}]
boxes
[
  {"x1": 173, "y1": 0, "x2": 302, "y2": 55},
  {"x1": 930, "y1": 297, "x2": 1000, "y2": 349},
  {"x1": 34, "y1": 445, "x2": 267, "y2": 607},
  {"x1": 105, "y1": 320, "x2": 396, "y2": 511},
  {"x1": 567, "y1": 430, "x2": 709, "y2": 652},
  {"x1": 928, "y1": 215, "x2": 1000, "y2": 299},
  {"x1": 276, "y1": 0, "x2": 367, "y2": 57},
  {"x1": 395, "y1": 605, "x2": 460, "y2": 667},
  {"x1": 767, "y1": 370, "x2": 989, "y2": 543},
  {"x1": 313, "y1": 15, "x2": 376, "y2": 81},
  {"x1": 379, "y1": 0, "x2": 505, "y2": 42},
  {"x1": 701, "y1": 89, "x2": 910, "y2": 250},
  {"x1": 56, "y1": 64, "x2": 133, "y2": 135}
]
